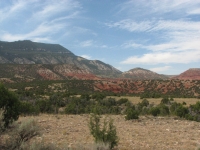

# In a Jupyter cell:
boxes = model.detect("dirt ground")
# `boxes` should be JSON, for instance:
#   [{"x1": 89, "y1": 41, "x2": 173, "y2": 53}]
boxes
[
  {"x1": 108, "y1": 96, "x2": 200, "y2": 106},
  {"x1": 17, "y1": 114, "x2": 200, "y2": 150}
]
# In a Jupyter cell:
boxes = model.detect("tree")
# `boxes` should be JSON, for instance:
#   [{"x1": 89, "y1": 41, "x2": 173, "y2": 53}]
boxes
[{"x1": 0, "y1": 84, "x2": 20, "y2": 128}]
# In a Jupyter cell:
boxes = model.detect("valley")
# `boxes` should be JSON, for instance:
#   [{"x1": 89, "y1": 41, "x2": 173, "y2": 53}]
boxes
[{"x1": 1, "y1": 40, "x2": 200, "y2": 150}]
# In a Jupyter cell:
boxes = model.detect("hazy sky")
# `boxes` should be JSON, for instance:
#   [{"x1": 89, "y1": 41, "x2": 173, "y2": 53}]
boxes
[{"x1": 0, "y1": 0, "x2": 200, "y2": 74}]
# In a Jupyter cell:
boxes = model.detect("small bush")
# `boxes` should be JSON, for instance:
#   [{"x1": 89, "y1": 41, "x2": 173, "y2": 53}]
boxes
[
  {"x1": 175, "y1": 105, "x2": 188, "y2": 118},
  {"x1": 141, "y1": 99, "x2": 149, "y2": 107},
  {"x1": 149, "y1": 107, "x2": 160, "y2": 116},
  {"x1": 159, "y1": 104, "x2": 169, "y2": 116},
  {"x1": 117, "y1": 98, "x2": 128, "y2": 105},
  {"x1": 125, "y1": 107, "x2": 139, "y2": 120},
  {"x1": 89, "y1": 113, "x2": 118, "y2": 149},
  {"x1": 19, "y1": 101, "x2": 40, "y2": 116},
  {"x1": 160, "y1": 97, "x2": 170, "y2": 105},
  {"x1": 5, "y1": 119, "x2": 40, "y2": 149},
  {"x1": 182, "y1": 101, "x2": 186, "y2": 105}
]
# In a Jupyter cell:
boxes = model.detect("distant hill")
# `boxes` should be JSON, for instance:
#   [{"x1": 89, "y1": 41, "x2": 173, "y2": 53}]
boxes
[
  {"x1": 0, "y1": 40, "x2": 121, "y2": 78},
  {"x1": 120, "y1": 67, "x2": 169, "y2": 80},
  {"x1": 173, "y1": 68, "x2": 200, "y2": 80}
]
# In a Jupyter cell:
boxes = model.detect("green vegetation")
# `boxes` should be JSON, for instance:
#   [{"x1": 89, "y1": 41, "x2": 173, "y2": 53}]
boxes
[
  {"x1": 125, "y1": 106, "x2": 139, "y2": 120},
  {"x1": 4, "y1": 119, "x2": 40, "y2": 150},
  {"x1": 1, "y1": 79, "x2": 200, "y2": 150},
  {"x1": 0, "y1": 84, "x2": 20, "y2": 128},
  {"x1": 2, "y1": 80, "x2": 200, "y2": 123},
  {"x1": 89, "y1": 113, "x2": 118, "y2": 149}
]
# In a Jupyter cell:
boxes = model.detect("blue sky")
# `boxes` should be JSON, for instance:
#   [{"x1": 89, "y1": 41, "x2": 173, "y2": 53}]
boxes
[{"x1": 0, "y1": 0, "x2": 200, "y2": 75}]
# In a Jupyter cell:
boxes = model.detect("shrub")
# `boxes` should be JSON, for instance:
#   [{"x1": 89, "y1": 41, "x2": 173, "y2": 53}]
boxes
[
  {"x1": 149, "y1": 107, "x2": 160, "y2": 116},
  {"x1": 158, "y1": 104, "x2": 169, "y2": 116},
  {"x1": 160, "y1": 97, "x2": 170, "y2": 105},
  {"x1": 19, "y1": 101, "x2": 39, "y2": 116},
  {"x1": 125, "y1": 107, "x2": 139, "y2": 120},
  {"x1": 182, "y1": 101, "x2": 187, "y2": 105},
  {"x1": 0, "y1": 84, "x2": 20, "y2": 128},
  {"x1": 185, "y1": 101, "x2": 200, "y2": 121},
  {"x1": 170, "y1": 102, "x2": 179, "y2": 114},
  {"x1": 175, "y1": 105, "x2": 188, "y2": 118},
  {"x1": 117, "y1": 98, "x2": 128, "y2": 105},
  {"x1": 137, "y1": 99, "x2": 150, "y2": 112},
  {"x1": 5, "y1": 119, "x2": 40, "y2": 150},
  {"x1": 35, "y1": 100, "x2": 54, "y2": 113},
  {"x1": 89, "y1": 113, "x2": 118, "y2": 149},
  {"x1": 80, "y1": 93, "x2": 90, "y2": 100}
]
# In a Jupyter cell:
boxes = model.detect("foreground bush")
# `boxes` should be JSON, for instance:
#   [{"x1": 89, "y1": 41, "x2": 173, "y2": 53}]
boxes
[
  {"x1": 0, "y1": 84, "x2": 20, "y2": 128},
  {"x1": 5, "y1": 119, "x2": 40, "y2": 149},
  {"x1": 89, "y1": 113, "x2": 118, "y2": 149}
]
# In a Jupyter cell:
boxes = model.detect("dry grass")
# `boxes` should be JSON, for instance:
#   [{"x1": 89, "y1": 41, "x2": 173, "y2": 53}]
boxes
[
  {"x1": 108, "y1": 96, "x2": 200, "y2": 106},
  {"x1": 11, "y1": 114, "x2": 200, "y2": 150}
]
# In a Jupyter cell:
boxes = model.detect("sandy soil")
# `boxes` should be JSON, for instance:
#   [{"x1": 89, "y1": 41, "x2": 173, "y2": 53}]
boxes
[
  {"x1": 108, "y1": 96, "x2": 200, "y2": 106},
  {"x1": 17, "y1": 114, "x2": 200, "y2": 150}
]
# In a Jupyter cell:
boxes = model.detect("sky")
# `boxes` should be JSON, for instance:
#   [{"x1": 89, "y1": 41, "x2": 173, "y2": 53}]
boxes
[{"x1": 0, "y1": 0, "x2": 200, "y2": 75}]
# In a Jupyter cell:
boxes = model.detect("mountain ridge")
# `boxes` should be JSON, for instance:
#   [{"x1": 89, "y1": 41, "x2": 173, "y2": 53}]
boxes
[
  {"x1": 1, "y1": 40, "x2": 199, "y2": 80},
  {"x1": 0, "y1": 40, "x2": 121, "y2": 78}
]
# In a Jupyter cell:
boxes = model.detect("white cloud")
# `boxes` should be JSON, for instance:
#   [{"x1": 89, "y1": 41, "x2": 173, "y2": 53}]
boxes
[
  {"x1": 106, "y1": 19, "x2": 152, "y2": 32},
  {"x1": 107, "y1": 19, "x2": 200, "y2": 33},
  {"x1": 80, "y1": 40, "x2": 94, "y2": 47},
  {"x1": 0, "y1": 0, "x2": 82, "y2": 42},
  {"x1": 188, "y1": 8, "x2": 200, "y2": 15},
  {"x1": 151, "y1": 20, "x2": 200, "y2": 32},
  {"x1": 0, "y1": 0, "x2": 32, "y2": 22},
  {"x1": 119, "y1": 19, "x2": 200, "y2": 65},
  {"x1": 30, "y1": 0, "x2": 81, "y2": 21},
  {"x1": 121, "y1": 50, "x2": 200, "y2": 65},
  {"x1": 150, "y1": 66, "x2": 171, "y2": 73},
  {"x1": 80, "y1": 55, "x2": 91, "y2": 59},
  {"x1": 119, "y1": 0, "x2": 200, "y2": 17},
  {"x1": 121, "y1": 41, "x2": 143, "y2": 49},
  {"x1": 1, "y1": 22, "x2": 65, "y2": 42}
]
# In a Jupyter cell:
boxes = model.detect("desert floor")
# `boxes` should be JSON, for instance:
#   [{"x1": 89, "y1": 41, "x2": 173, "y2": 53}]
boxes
[{"x1": 16, "y1": 114, "x2": 200, "y2": 150}]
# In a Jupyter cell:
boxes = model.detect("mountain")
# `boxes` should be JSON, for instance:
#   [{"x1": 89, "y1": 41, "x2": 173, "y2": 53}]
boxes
[
  {"x1": 120, "y1": 67, "x2": 169, "y2": 80},
  {"x1": 0, "y1": 64, "x2": 100, "y2": 82},
  {"x1": 173, "y1": 68, "x2": 200, "y2": 80},
  {"x1": 0, "y1": 40, "x2": 121, "y2": 77}
]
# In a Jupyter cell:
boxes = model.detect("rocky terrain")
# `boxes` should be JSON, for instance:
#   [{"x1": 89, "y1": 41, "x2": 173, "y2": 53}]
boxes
[
  {"x1": 1, "y1": 40, "x2": 200, "y2": 82},
  {"x1": 121, "y1": 68, "x2": 168, "y2": 80},
  {"x1": 0, "y1": 64, "x2": 100, "y2": 81},
  {"x1": 0, "y1": 40, "x2": 121, "y2": 78},
  {"x1": 93, "y1": 79, "x2": 200, "y2": 96},
  {"x1": 173, "y1": 68, "x2": 200, "y2": 80},
  {"x1": 12, "y1": 114, "x2": 200, "y2": 150}
]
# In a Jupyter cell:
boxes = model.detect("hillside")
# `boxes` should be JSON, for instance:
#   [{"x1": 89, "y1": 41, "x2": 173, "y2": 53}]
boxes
[
  {"x1": 0, "y1": 64, "x2": 100, "y2": 82},
  {"x1": 93, "y1": 79, "x2": 200, "y2": 97},
  {"x1": 0, "y1": 40, "x2": 121, "y2": 78},
  {"x1": 121, "y1": 67, "x2": 168, "y2": 80},
  {"x1": 173, "y1": 68, "x2": 200, "y2": 80}
]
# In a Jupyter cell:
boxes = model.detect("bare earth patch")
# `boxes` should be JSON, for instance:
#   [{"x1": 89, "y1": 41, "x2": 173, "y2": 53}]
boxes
[
  {"x1": 108, "y1": 96, "x2": 200, "y2": 106},
  {"x1": 17, "y1": 114, "x2": 200, "y2": 150}
]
